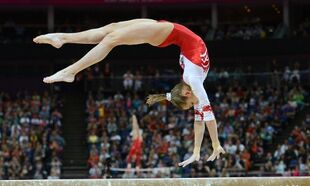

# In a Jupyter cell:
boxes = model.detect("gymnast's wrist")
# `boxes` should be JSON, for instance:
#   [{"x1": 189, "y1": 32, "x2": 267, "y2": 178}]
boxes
[{"x1": 212, "y1": 141, "x2": 221, "y2": 149}]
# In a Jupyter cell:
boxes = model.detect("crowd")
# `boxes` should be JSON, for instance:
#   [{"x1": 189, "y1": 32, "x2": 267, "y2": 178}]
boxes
[
  {"x1": 79, "y1": 60, "x2": 308, "y2": 93},
  {"x1": 1, "y1": 13, "x2": 309, "y2": 44},
  {"x1": 263, "y1": 114, "x2": 310, "y2": 176},
  {"x1": 0, "y1": 91, "x2": 64, "y2": 179},
  {"x1": 214, "y1": 23, "x2": 276, "y2": 40},
  {"x1": 78, "y1": 63, "x2": 180, "y2": 92},
  {"x1": 292, "y1": 19, "x2": 310, "y2": 38},
  {"x1": 84, "y1": 63, "x2": 308, "y2": 178}
]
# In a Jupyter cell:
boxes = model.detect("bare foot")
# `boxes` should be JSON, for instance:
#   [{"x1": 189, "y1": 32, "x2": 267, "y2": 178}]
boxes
[
  {"x1": 43, "y1": 70, "x2": 75, "y2": 83},
  {"x1": 33, "y1": 33, "x2": 64, "y2": 48}
]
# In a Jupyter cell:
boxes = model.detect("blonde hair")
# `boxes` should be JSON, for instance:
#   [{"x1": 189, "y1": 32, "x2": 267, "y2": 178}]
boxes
[{"x1": 146, "y1": 82, "x2": 190, "y2": 110}]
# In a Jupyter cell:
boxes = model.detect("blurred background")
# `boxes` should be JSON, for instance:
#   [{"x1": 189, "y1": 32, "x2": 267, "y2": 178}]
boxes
[{"x1": 0, "y1": 0, "x2": 309, "y2": 180}]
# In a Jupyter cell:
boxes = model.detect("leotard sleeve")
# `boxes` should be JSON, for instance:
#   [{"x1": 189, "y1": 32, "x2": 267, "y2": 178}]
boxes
[{"x1": 182, "y1": 55, "x2": 215, "y2": 122}]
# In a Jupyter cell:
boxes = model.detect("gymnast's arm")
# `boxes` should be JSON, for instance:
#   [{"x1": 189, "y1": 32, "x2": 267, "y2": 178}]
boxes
[
  {"x1": 188, "y1": 76, "x2": 223, "y2": 159},
  {"x1": 187, "y1": 120, "x2": 221, "y2": 160},
  {"x1": 193, "y1": 121, "x2": 205, "y2": 156},
  {"x1": 187, "y1": 76, "x2": 217, "y2": 139},
  {"x1": 131, "y1": 114, "x2": 141, "y2": 139},
  {"x1": 179, "y1": 76, "x2": 214, "y2": 167}
]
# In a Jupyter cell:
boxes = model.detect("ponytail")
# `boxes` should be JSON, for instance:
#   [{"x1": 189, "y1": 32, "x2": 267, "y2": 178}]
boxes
[
  {"x1": 146, "y1": 81, "x2": 191, "y2": 110},
  {"x1": 146, "y1": 94, "x2": 166, "y2": 106}
]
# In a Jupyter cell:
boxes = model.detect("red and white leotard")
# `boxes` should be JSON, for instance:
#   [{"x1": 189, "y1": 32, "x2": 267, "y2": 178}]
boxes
[
  {"x1": 157, "y1": 22, "x2": 215, "y2": 121},
  {"x1": 127, "y1": 138, "x2": 142, "y2": 167}
]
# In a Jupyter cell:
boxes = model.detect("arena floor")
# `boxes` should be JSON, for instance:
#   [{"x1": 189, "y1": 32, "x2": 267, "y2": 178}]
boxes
[{"x1": 0, "y1": 177, "x2": 309, "y2": 186}]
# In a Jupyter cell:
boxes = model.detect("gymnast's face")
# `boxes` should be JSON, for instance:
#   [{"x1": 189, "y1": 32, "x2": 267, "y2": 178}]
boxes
[{"x1": 181, "y1": 86, "x2": 198, "y2": 110}]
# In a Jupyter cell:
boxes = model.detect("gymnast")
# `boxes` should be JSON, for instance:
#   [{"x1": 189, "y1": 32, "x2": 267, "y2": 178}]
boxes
[
  {"x1": 33, "y1": 18, "x2": 225, "y2": 167},
  {"x1": 127, "y1": 114, "x2": 143, "y2": 170}
]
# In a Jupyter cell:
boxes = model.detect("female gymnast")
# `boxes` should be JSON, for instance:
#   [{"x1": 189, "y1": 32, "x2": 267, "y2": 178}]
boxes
[
  {"x1": 127, "y1": 114, "x2": 143, "y2": 170},
  {"x1": 33, "y1": 18, "x2": 225, "y2": 167}
]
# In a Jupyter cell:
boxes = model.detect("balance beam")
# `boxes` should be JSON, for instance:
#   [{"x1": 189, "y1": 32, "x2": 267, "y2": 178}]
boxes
[{"x1": 0, "y1": 177, "x2": 309, "y2": 186}]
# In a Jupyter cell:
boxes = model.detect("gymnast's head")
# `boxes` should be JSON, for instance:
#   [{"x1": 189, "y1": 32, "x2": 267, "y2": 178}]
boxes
[{"x1": 146, "y1": 82, "x2": 198, "y2": 110}]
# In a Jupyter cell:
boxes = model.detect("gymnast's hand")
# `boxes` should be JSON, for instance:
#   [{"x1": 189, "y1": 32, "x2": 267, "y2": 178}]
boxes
[
  {"x1": 178, "y1": 153, "x2": 200, "y2": 167},
  {"x1": 207, "y1": 144, "x2": 225, "y2": 161}
]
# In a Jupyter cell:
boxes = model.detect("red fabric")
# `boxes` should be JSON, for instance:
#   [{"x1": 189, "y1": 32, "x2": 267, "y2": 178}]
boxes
[
  {"x1": 202, "y1": 105, "x2": 213, "y2": 112},
  {"x1": 127, "y1": 138, "x2": 142, "y2": 166},
  {"x1": 157, "y1": 21, "x2": 209, "y2": 71},
  {"x1": 194, "y1": 110, "x2": 204, "y2": 121},
  {"x1": 157, "y1": 141, "x2": 169, "y2": 154},
  {"x1": 251, "y1": 143, "x2": 258, "y2": 153},
  {"x1": 242, "y1": 151, "x2": 251, "y2": 170},
  {"x1": 132, "y1": 138, "x2": 142, "y2": 149},
  {"x1": 88, "y1": 154, "x2": 99, "y2": 167}
]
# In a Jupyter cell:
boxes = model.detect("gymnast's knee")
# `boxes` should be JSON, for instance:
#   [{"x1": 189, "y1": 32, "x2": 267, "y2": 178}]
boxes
[{"x1": 102, "y1": 32, "x2": 122, "y2": 47}]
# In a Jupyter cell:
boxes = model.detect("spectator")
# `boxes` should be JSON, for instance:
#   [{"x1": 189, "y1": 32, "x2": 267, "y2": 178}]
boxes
[
  {"x1": 0, "y1": 91, "x2": 64, "y2": 179},
  {"x1": 103, "y1": 63, "x2": 112, "y2": 88},
  {"x1": 134, "y1": 70, "x2": 143, "y2": 91},
  {"x1": 275, "y1": 160, "x2": 286, "y2": 175},
  {"x1": 123, "y1": 70, "x2": 134, "y2": 90},
  {"x1": 89, "y1": 165, "x2": 102, "y2": 178},
  {"x1": 290, "y1": 66, "x2": 300, "y2": 83}
]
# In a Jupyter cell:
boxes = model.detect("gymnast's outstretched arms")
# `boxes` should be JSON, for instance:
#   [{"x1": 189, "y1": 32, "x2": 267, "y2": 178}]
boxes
[{"x1": 179, "y1": 64, "x2": 225, "y2": 167}]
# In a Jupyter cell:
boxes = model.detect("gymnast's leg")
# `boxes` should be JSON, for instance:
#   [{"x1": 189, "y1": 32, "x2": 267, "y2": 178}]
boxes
[
  {"x1": 42, "y1": 21, "x2": 173, "y2": 83},
  {"x1": 33, "y1": 19, "x2": 157, "y2": 48}
]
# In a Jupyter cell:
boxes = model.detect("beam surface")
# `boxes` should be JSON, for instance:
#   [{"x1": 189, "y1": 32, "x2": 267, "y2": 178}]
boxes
[{"x1": 0, "y1": 177, "x2": 309, "y2": 186}]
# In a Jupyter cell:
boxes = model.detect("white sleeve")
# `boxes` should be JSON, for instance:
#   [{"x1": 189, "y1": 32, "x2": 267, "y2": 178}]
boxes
[
  {"x1": 187, "y1": 76, "x2": 215, "y2": 122},
  {"x1": 181, "y1": 54, "x2": 215, "y2": 122}
]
